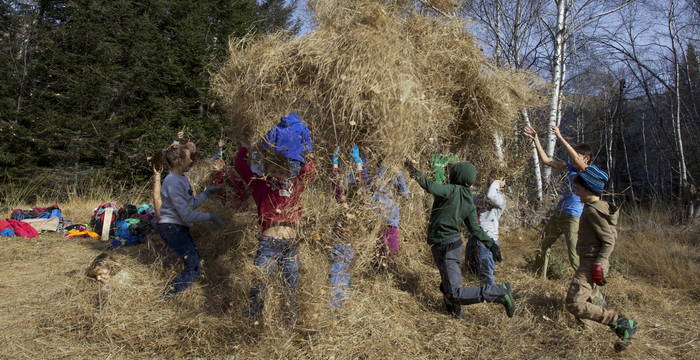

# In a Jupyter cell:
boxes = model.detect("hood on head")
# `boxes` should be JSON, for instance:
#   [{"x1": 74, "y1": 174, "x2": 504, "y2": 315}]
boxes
[
  {"x1": 448, "y1": 162, "x2": 477, "y2": 186},
  {"x1": 280, "y1": 112, "x2": 301, "y2": 127}
]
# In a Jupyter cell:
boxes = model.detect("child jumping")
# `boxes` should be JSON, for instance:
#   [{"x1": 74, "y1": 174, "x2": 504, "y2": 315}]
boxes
[
  {"x1": 235, "y1": 139, "x2": 316, "y2": 323},
  {"x1": 404, "y1": 160, "x2": 515, "y2": 319},
  {"x1": 566, "y1": 165, "x2": 638, "y2": 349},
  {"x1": 465, "y1": 178, "x2": 506, "y2": 285},
  {"x1": 523, "y1": 125, "x2": 592, "y2": 279},
  {"x1": 158, "y1": 144, "x2": 224, "y2": 295}
]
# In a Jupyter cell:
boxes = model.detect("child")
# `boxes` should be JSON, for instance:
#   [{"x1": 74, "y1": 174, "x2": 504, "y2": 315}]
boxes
[
  {"x1": 565, "y1": 165, "x2": 638, "y2": 348},
  {"x1": 523, "y1": 125, "x2": 592, "y2": 279},
  {"x1": 465, "y1": 177, "x2": 506, "y2": 285},
  {"x1": 404, "y1": 160, "x2": 515, "y2": 319},
  {"x1": 370, "y1": 156, "x2": 410, "y2": 259},
  {"x1": 158, "y1": 144, "x2": 224, "y2": 295},
  {"x1": 328, "y1": 146, "x2": 364, "y2": 307},
  {"x1": 263, "y1": 112, "x2": 313, "y2": 177},
  {"x1": 234, "y1": 140, "x2": 316, "y2": 322}
]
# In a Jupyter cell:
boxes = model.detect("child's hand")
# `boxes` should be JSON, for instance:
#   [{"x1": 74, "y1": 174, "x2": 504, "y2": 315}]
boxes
[
  {"x1": 549, "y1": 125, "x2": 562, "y2": 138},
  {"x1": 218, "y1": 138, "x2": 226, "y2": 148},
  {"x1": 332, "y1": 147, "x2": 340, "y2": 166},
  {"x1": 403, "y1": 160, "x2": 418, "y2": 176},
  {"x1": 523, "y1": 125, "x2": 538, "y2": 140},
  {"x1": 350, "y1": 144, "x2": 362, "y2": 164},
  {"x1": 209, "y1": 213, "x2": 225, "y2": 228},
  {"x1": 489, "y1": 242, "x2": 503, "y2": 262},
  {"x1": 592, "y1": 263, "x2": 607, "y2": 285},
  {"x1": 212, "y1": 159, "x2": 225, "y2": 171},
  {"x1": 177, "y1": 130, "x2": 185, "y2": 140}
]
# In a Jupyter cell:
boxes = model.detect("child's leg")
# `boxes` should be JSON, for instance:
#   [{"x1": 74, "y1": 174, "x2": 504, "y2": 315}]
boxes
[
  {"x1": 432, "y1": 239, "x2": 510, "y2": 306},
  {"x1": 565, "y1": 260, "x2": 618, "y2": 324},
  {"x1": 329, "y1": 243, "x2": 355, "y2": 307},
  {"x1": 158, "y1": 224, "x2": 201, "y2": 295},
  {"x1": 430, "y1": 239, "x2": 464, "y2": 317},
  {"x1": 563, "y1": 214, "x2": 580, "y2": 271},
  {"x1": 280, "y1": 239, "x2": 300, "y2": 323},
  {"x1": 383, "y1": 226, "x2": 400, "y2": 257},
  {"x1": 247, "y1": 237, "x2": 281, "y2": 316},
  {"x1": 534, "y1": 212, "x2": 566, "y2": 279},
  {"x1": 477, "y1": 240, "x2": 496, "y2": 285},
  {"x1": 464, "y1": 236, "x2": 480, "y2": 276}
]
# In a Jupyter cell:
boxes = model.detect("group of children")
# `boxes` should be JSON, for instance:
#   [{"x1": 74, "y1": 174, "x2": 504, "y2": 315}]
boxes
[{"x1": 125, "y1": 113, "x2": 637, "y2": 348}]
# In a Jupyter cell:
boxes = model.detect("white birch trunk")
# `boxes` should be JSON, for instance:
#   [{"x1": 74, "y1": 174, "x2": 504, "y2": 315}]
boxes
[
  {"x1": 523, "y1": 110, "x2": 543, "y2": 204},
  {"x1": 493, "y1": 132, "x2": 506, "y2": 167},
  {"x1": 543, "y1": 0, "x2": 568, "y2": 184}
]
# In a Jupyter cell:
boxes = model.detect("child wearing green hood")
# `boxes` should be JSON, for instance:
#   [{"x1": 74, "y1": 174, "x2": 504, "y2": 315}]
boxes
[{"x1": 404, "y1": 160, "x2": 515, "y2": 319}]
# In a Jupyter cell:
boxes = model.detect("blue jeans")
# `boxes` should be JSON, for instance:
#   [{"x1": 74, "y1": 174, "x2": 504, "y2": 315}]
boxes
[
  {"x1": 329, "y1": 243, "x2": 355, "y2": 307},
  {"x1": 466, "y1": 236, "x2": 497, "y2": 285},
  {"x1": 158, "y1": 223, "x2": 201, "y2": 295},
  {"x1": 248, "y1": 236, "x2": 300, "y2": 316}
]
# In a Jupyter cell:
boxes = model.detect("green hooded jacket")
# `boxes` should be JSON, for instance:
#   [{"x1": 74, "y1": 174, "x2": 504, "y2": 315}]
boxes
[{"x1": 411, "y1": 162, "x2": 495, "y2": 247}]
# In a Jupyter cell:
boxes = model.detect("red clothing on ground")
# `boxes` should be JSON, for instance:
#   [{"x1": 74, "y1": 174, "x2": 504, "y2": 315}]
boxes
[
  {"x1": 234, "y1": 146, "x2": 316, "y2": 230},
  {"x1": 0, "y1": 219, "x2": 39, "y2": 238}
]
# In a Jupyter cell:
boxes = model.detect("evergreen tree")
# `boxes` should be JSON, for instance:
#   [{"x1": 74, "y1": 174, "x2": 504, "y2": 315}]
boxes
[{"x1": 0, "y1": 0, "x2": 298, "y2": 186}]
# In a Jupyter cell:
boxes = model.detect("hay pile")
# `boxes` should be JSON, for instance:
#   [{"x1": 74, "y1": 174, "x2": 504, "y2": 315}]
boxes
[{"x1": 213, "y1": 0, "x2": 535, "y2": 168}]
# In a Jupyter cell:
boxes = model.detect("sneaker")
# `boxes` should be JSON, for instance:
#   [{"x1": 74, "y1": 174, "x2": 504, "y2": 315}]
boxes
[
  {"x1": 498, "y1": 283, "x2": 516, "y2": 318},
  {"x1": 610, "y1": 315, "x2": 638, "y2": 342},
  {"x1": 443, "y1": 297, "x2": 464, "y2": 319}
]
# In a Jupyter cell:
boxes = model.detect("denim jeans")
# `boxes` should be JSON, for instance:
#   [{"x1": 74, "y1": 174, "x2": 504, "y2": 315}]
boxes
[
  {"x1": 466, "y1": 236, "x2": 497, "y2": 285},
  {"x1": 248, "y1": 236, "x2": 300, "y2": 316},
  {"x1": 329, "y1": 243, "x2": 355, "y2": 307},
  {"x1": 158, "y1": 223, "x2": 201, "y2": 295}
]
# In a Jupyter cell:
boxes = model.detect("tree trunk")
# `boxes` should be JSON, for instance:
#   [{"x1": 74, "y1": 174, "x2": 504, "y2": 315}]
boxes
[
  {"x1": 543, "y1": 0, "x2": 568, "y2": 184},
  {"x1": 522, "y1": 109, "x2": 543, "y2": 204}
]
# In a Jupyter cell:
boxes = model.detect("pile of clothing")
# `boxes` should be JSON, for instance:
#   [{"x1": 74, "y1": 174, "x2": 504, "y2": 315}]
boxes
[
  {"x1": 1, "y1": 205, "x2": 64, "y2": 237},
  {"x1": 89, "y1": 203, "x2": 156, "y2": 248}
]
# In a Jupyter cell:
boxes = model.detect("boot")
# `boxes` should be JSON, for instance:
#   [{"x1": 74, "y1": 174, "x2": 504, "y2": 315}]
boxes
[
  {"x1": 443, "y1": 296, "x2": 464, "y2": 319},
  {"x1": 496, "y1": 283, "x2": 516, "y2": 318},
  {"x1": 610, "y1": 315, "x2": 638, "y2": 342}
]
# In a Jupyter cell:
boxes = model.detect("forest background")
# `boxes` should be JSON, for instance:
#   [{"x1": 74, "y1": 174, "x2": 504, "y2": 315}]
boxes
[{"x1": 1, "y1": 0, "x2": 699, "y2": 213}]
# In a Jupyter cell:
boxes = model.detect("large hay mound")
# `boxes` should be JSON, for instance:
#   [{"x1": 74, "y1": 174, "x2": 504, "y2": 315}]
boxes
[{"x1": 213, "y1": 0, "x2": 535, "y2": 167}]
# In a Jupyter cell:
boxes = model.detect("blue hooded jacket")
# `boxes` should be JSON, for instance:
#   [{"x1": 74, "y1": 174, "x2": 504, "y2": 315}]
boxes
[{"x1": 263, "y1": 113, "x2": 313, "y2": 163}]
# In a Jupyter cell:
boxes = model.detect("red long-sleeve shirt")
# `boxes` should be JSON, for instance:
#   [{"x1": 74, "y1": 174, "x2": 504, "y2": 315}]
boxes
[{"x1": 234, "y1": 146, "x2": 315, "y2": 230}]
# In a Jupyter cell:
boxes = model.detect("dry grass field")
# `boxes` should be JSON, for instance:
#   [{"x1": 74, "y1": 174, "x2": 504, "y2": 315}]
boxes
[{"x1": 1, "y1": 190, "x2": 698, "y2": 360}]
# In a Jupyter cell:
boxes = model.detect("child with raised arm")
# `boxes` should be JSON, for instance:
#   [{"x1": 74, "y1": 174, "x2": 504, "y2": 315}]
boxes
[
  {"x1": 465, "y1": 177, "x2": 506, "y2": 285},
  {"x1": 235, "y1": 139, "x2": 315, "y2": 324},
  {"x1": 404, "y1": 160, "x2": 515, "y2": 319},
  {"x1": 523, "y1": 125, "x2": 592, "y2": 279},
  {"x1": 158, "y1": 144, "x2": 224, "y2": 295},
  {"x1": 566, "y1": 165, "x2": 638, "y2": 349}
]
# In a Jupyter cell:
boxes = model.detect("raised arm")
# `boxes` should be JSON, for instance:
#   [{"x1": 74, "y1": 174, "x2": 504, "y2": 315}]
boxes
[
  {"x1": 549, "y1": 125, "x2": 588, "y2": 171},
  {"x1": 523, "y1": 125, "x2": 566, "y2": 171},
  {"x1": 485, "y1": 180, "x2": 506, "y2": 210},
  {"x1": 404, "y1": 161, "x2": 455, "y2": 198},
  {"x1": 234, "y1": 145, "x2": 254, "y2": 184},
  {"x1": 395, "y1": 172, "x2": 410, "y2": 198}
]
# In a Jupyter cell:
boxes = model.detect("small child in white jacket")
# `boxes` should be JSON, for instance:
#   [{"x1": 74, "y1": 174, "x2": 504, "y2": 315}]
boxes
[{"x1": 466, "y1": 179, "x2": 506, "y2": 285}]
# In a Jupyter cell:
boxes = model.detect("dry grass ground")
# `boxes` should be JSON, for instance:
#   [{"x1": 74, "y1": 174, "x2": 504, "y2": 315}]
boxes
[{"x1": 1, "y1": 193, "x2": 698, "y2": 360}]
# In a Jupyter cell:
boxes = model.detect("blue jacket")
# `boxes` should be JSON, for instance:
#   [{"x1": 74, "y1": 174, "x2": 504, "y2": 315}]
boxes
[{"x1": 263, "y1": 113, "x2": 313, "y2": 163}]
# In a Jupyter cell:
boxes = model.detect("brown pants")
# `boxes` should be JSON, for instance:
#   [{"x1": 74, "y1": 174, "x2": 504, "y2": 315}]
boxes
[
  {"x1": 535, "y1": 211, "x2": 580, "y2": 279},
  {"x1": 565, "y1": 259, "x2": 618, "y2": 325}
]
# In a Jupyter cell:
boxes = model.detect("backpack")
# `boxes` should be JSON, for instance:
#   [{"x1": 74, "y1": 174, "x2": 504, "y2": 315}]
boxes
[{"x1": 90, "y1": 202, "x2": 121, "y2": 235}]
